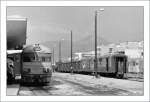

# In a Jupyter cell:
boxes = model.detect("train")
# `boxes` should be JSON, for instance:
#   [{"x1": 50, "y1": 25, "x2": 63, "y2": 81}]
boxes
[
  {"x1": 21, "y1": 44, "x2": 53, "y2": 83},
  {"x1": 56, "y1": 53, "x2": 128, "y2": 78},
  {"x1": 7, "y1": 44, "x2": 53, "y2": 84}
]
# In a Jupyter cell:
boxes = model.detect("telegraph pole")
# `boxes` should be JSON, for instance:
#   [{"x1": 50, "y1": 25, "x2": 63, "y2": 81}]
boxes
[
  {"x1": 59, "y1": 40, "x2": 61, "y2": 63},
  {"x1": 94, "y1": 11, "x2": 98, "y2": 78},
  {"x1": 94, "y1": 8, "x2": 104, "y2": 78},
  {"x1": 53, "y1": 47, "x2": 55, "y2": 65},
  {"x1": 71, "y1": 30, "x2": 73, "y2": 74}
]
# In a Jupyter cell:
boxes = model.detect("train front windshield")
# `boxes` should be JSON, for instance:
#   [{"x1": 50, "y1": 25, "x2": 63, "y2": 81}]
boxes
[
  {"x1": 23, "y1": 53, "x2": 35, "y2": 62},
  {"x1": 23, "y1": 53, "x2": 51, "y2": 62}
]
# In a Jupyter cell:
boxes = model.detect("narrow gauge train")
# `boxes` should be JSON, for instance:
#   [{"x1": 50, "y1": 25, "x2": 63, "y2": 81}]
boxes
[
  {"x1": 21, "y1": 44, "x2": 53, "y2": 83},
  {"x1": 57, "y1": 53, "x2": 128, "y2": 78}
]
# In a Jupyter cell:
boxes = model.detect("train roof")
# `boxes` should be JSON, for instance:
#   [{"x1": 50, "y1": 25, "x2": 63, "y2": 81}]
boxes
[
  {"x1": 101, "y1": 53, "x2": 127, "y2": 58},
  {"x1": 23, "y1": 44, "x2": 52, "y2": 53}
]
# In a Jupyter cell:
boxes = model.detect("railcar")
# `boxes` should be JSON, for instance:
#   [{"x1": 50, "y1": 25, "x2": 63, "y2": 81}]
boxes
[
  {"x1": 21, "y1": 44, "x2": 52, "y2": 83},
  {"x1": 57, "y1": 53, "x2": 128, "y2": 78},
  {"x1": 97, "y1": 53, "x2": 128, "y2": 78}
]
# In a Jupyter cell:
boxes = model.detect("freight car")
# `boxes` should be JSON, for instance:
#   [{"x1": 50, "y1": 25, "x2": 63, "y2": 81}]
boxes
[
  {"x1": 57, "y1": 53, "x2": 128, "y2": 78},
  {"x1": 21, "y1": 44, "x2": 53, "y2": 83}
]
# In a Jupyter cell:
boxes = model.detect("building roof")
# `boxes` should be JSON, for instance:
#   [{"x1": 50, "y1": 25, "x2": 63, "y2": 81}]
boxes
[{"x1": 7, "y1": 50, "x2": 23, "y2": 54}]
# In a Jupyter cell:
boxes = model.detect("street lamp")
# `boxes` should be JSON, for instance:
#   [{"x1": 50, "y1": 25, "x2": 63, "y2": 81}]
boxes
[{"x1": 94, "y1": 8, "x2": 104, "y2": 78}]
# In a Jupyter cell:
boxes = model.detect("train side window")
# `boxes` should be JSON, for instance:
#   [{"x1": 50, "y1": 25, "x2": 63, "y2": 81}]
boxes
[
  {"x1": 42, "y1": 57, "x2": 46, "y2": 62},
  {"x1": 45, "y1": 57, "x2": 50, "y2": 62},
  {"x1": 101, "y1": 58, "x2": 106, "y2": 67},
  {"x1": 99, "y1": 58, "x2": 102, "y2": 64},
  {"x1": 48, "y1": 56, "x2": 51, "y2": 62},
  {"x1": 37, "y1": 57, "x2": 43, "y2": 61},
  {"x1": 40, "y1": 57, "x2": 51, "y2": 62}
]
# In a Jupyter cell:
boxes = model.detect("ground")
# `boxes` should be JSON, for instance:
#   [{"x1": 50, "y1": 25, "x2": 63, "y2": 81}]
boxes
[{"x1": 17, "y1": 72, "x2": 143, "y2": 96}]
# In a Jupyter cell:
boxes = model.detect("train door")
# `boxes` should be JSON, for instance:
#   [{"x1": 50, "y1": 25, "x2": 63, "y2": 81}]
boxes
[{"x1": 115, "y1": 56, "x2": 126, "y2": 78}]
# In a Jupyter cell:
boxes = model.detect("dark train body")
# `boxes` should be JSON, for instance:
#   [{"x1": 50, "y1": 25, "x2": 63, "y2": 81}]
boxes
[{"x1": 57, "y1": 53, "x2": 128, "y2": 78}]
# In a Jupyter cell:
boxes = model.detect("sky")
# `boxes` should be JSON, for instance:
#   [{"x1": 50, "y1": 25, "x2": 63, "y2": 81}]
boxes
[{"x1": 7, "y1": 6, "x2": 144, "y2": 44}]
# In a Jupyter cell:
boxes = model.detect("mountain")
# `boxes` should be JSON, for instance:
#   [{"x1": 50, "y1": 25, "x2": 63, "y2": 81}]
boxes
[
  {"x1": 75, "y1": 34, "x2": 110, "y2": 52},
  {"x1": 41, "y1": 35, "x2": 110, "y2": 61}
]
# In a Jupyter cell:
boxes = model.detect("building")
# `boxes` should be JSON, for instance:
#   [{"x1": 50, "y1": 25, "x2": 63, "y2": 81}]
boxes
[{"x1": 73, "y1": 41, "x2": 143, "y2": 61}]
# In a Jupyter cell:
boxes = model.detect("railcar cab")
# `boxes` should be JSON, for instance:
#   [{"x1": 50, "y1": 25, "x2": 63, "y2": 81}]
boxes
[{"x1": 21, "y1": 44, "x2": 52, "y2": 83}]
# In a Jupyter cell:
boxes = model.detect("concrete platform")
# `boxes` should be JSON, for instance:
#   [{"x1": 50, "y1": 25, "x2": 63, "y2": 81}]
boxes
[{"x1": 7, "y1": 84, "x2": 20, "y2": 96}]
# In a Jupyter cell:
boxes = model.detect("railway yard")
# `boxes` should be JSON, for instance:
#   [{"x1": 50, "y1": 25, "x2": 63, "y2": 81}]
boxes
[
  {"x1": 6, "y1": 9, "x2": 145, "y2": 97},
  {"x1": 7, "y1": 72, "x2": 143, "y2": 96}
]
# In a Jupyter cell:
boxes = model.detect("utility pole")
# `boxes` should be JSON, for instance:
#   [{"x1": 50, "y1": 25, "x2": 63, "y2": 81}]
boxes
[
  {"x1": 59, "y1": 40, "x2": 61, "y2": 63},
  {"x1": 53, "y1": 47, "x2": 55, "y2": 65},
  {"x1": 58, "y1": 40, "x2": 61, "y2": 70},
  {"x1": 94, "y1": 11, "x2": 98, "y2": 78},
  {"x1": 94, "y1": 8, "x2": 104, "y2": 78},
  {"x1": 71, "y1": 30, "x2": 73, "y2": 74},
  {"x1": 58, "y1": 39, "x2": 64, "y2": 70}
]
